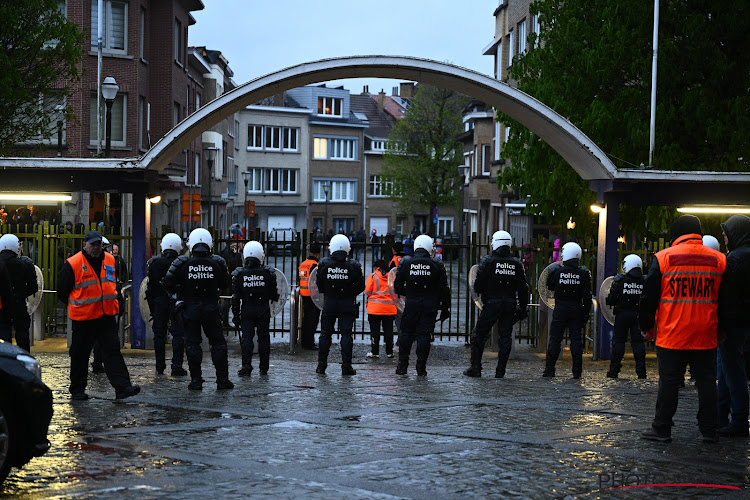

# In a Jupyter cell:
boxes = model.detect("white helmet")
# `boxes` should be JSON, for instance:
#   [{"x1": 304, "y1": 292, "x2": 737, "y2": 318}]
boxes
[
  {"x1": 491, "y1": 230, "x2": 512, "y2": 251},
  {"x1": 560, "y1": 242, "x2": 582, "y2": 262},
  {"x1": 0, "y1": 234, "x2": 21, "y2": 256},
  {"x1": 414, "y1": 234, "x2": 434, "y2": 254},
  {"x1": 329, "y1": 233, "x2": 351, "y2": 253},
  {"x1": 101, "y1": 236, "x2": 110, "y2": 248},
  {"x1": 187, "y1": 228, "x2": 213, "y2": 252},
  {"x1": 703, "y1": 235, "x2": 720, "y2": 251},
  {"x1": 161, "y1": 233, "x2": 183, "y2": 254},
  {"x1": 243, "y1": 241, "x2": 265, "y2": 263},
  {"x1": 622, "y1": 254, "x2": 642, "y2": 274}
]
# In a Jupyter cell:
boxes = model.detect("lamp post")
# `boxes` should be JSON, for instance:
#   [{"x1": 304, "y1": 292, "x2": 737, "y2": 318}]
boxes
[
  {"x1": 101, "y1": 76, "x2": 119, "y2": 158},
  {"x1": 457, "y1": 165, "x2": 470, "y2": 245},
  {"x1": 323, "y1": 181, "x2": 330, "y2": 236},
  {"x1": 241, "y1": 170, "x2": 251, "y2": 238},
  {"x1": 204, "y1": 146, "x2": 218, "y2": 228}
]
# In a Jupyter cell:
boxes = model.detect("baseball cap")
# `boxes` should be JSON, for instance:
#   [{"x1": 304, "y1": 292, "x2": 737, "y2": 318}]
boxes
[{"x1": 84, "y1": 230, "x2": 103, "y2": 243}]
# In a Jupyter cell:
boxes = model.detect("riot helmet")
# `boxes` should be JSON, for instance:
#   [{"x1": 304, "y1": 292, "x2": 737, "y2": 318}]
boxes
[
  {"x1": 622, "y1": 254, "x2": 642, "y2": 274},
  {"x1": 101, "y1": 236, "x2": 110, "y2": 249},
  {"x1": 414, "y1": 234, "x2": 434, "y2": 255},
  {"x1": 702, "y1": 235, "x2": 720, "y2": 251},
  {"x1": 161, "y1": 233, "x2": 183, "y2": 254},
  {"x1": 0, "y1": 234, "x2": 21, "y2": 256},
  {"x1": 560, "y1": 242, "x2": 582, "y2": 263},
  {"x1": 491, "y1": 230, "x2": 512, "y2": 251},
  {"x1": 187, "y1": 228, "x2": 213, "y2": 252},
  {"x1": 243, "y1": 241, "x2": 265, "y2": 263},
  {"x1": 329, "y1": 234, "x2": 351, "y2": 254}
]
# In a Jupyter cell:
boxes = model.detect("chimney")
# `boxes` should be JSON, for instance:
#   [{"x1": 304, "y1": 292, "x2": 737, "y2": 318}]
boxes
[
  {"x1": 378, "y1": 90, "x2": 386, "y2": 111},
  {"x1": 399, "y1": 82, "x2": 415, "y2": 98},
  {"x1": 362, "y1": 85, "x2": 369, "y2": 94}
]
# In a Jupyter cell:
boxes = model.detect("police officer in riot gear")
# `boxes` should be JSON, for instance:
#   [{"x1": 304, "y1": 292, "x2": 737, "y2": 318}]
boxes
[
  {"x1": 543, "y1": 242, "x2": 592, "y2": 378},
  {"x1": 163, "y1": 228, "x2": 233, "y2": 391},
  {"x1": 394, "y1": 235, "x2": 450, "y2": 376},
  {"x1": 464, "y1": 231, "x2": 528, "y2": 378},
  {"x1": 146, "y1": 233, "x2": 187, "y2": 376},
  {"x1": 232, "y1": 241, "x2": 279, "y2": 376},
  {"x1": 0, "y1": 234, "x2": 38, "y2": 352},
  {"x1": 606, "y1": 254, "x2": 646, "y2": 379},
  {"x1": 315, "y1": 234, "x2": 364, "y2": 375}
]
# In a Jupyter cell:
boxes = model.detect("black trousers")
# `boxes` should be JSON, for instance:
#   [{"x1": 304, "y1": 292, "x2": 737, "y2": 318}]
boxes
[
  {"x1": 0, "y1": 300, "x2": 31, "y2": 352},
  {"x1": 398, "y1": 304, "x2": 437, "y2": 367},
  {"x1": 183, "y1": 301, "x2": 228, "y2": 381},
  {"x1": 609, "y1": 308, "x2": 646, "y2": 376},
  {"x1": 318, "y1": 296, "x2": 356, "y2": 366},
  {"x1": 473, "y1": 300, "x2": 516, "y2": 368},
  {"x1": 300, "y1": 295, "x2": 320, "y2": 348},
  {"x1": 368, "y1": 314, "x2": 395, "y2": 355},
  {"x1": 653, "y1": 346, "x2": 717, "y2": 436},
  {"x1": 69, "y1": 315, "x2": 132, "y2": 395},
  {"x1": 547, "y1": 303, "x2": 585, "y2": 374},
  {"x1": 240, "y1": 310, "x2": 271, "y2": 370}
]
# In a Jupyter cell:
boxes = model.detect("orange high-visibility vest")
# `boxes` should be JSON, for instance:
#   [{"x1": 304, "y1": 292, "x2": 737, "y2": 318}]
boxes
[
  {"x1": 654, "y1": 234, "x2": 726, "y2": 350},
  {"x1": 66, "y1": 251, "x2": 119, "y2": 320},
  {"x1": 389, "y1": 255, "x2": 402, "y2": 269},
  {"x1": 365, "y1": 271, "x2": 396, "y2": 315},
  {"x1": 298, "y1": 258, "x2": 317, "y2": 297}
]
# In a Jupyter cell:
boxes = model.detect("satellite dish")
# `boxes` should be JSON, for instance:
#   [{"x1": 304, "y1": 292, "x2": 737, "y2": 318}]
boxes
[
  {"x1": 598, "y1": 276, "x2": 615, "y2": 326},
  {"x1": 270, "y1": 268, "x2": 290, "y2": 316},
  {"x1": 308, "y1": 267, "x2": 324, "y2": 311},
  {"x1": 468, "y1": 264, "x2": 483, "y2": 310},
  {"x1": 26, "y1": 266, "x2": 44, "y2": 314},
  {"x1": 386, "y1": 267, "x2": 405, "y2": 313},
  {"x1": 537, "y1": 263, "x2": 559, "y2": 310}
]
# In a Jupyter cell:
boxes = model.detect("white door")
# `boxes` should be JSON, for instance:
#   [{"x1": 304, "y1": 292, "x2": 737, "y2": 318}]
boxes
[
  {"x1": 369, "y1": 217, "x2": 388, "y2": 236},
  {"x1": 267, "y1": 215, "x2": 295, "y2": 231}
]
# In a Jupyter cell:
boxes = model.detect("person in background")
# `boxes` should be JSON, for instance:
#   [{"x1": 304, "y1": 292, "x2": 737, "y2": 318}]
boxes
[
  {"x1": 365, "y1": 259, "x2": 396, "y2": 359},
  {"x1": 370, "y1": 229, "x2": 381, "y2": 261},
  {"x1": 298, "y1": 243, "x2": 322, "y2": 350}
]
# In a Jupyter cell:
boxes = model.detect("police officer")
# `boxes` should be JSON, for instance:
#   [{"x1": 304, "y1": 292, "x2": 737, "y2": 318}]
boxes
[
  {"x1": 0, "y1": 234, "x2": 38, "y2": 352},
  {"x1": 463, "y1": 231, "x2": 528, "y2": 378},
  {"x1": 315, "y1": 234, "x2": 364, "y2": 375},
  {"x1": 232, "y1": 241, "x2": 279, "y2": 376},
  {"x1": 605, "y1": 254, "x2": 646, "y2": 379},
  {"x1": 162, "y1": 228, "x2": 233, "y2": 391},
  {"x1": 298, "y1": 243, "x2": 322, "y2": 349},
  {"x1": 57, "y1": 230, "x2": 140, "y2": 400},
  {"x1": 543, "y1": 242, "x2": 592, "y2": 378},
  {"x1": 394, "y1": 235, "x2": 451, "y2": 376},
  {"x1": 146, "y1": 233, "x2": 187, "y2": 376}
]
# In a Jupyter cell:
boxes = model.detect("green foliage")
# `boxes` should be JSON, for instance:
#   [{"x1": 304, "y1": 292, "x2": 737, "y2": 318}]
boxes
[
  {"x1": 0, "y1": 0, "x2": 84, "y2": 154},
  {"x1": 382, "y1": 84, "x2": 470, "y2": 235},
  {"x1": 499, "y1": 0, "x2": 750, "y2": 241}
]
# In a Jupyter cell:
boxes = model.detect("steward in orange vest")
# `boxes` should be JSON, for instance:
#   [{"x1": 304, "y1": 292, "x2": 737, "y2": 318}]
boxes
[
  {"x1": 639, "y1": 215, "x2": 726, "y2": 443},
  {"x1": 389, "y1": 241, "x2": 405, "y2": 270},
  {"x1": 56, "y1": 230, "x2": 140, "y2": 401},
  {"x1": 298, "y1": 243, "x2": 321, "y2": 349},
  {"x1": 365, "y1": 260, "x2": 396, "y2": 358}
]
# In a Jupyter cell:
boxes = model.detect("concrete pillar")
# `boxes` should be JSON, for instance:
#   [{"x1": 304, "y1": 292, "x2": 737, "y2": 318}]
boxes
[{"x1": 595, "y1": 192, "x2": 620, "y2": 360}]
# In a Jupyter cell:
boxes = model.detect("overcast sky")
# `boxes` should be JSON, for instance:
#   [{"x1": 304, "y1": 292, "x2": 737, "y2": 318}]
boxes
[{"x1": 189, "y1": 0, "x2": 497, "y2": 95}]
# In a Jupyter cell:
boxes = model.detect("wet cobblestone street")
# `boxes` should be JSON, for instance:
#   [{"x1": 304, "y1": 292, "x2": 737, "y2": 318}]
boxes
[{"x1": 2, "y1": 338, "x2": 749, "y2": 499}]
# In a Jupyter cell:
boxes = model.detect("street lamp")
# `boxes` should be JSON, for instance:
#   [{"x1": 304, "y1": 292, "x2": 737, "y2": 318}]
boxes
[
  {"x1": 457, "y1": 165, "x2": 470, "y2": 245},
  {"x1": 203, "y1": 146, "x2": 218, "y2": 228},
  {"x1": 322, "y1": 181, "x2": 330, "y2": 236},
  {"x1": 101, "y1": 76, "x2": 119, "y2": 158},
  {"x1": 241, "y1": 170, "x2": 251, "y2": 237}
]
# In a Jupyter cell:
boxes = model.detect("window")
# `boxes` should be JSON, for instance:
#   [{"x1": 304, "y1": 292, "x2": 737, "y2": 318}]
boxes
[
  {"x1": 173, "y1": 102, "x2": 180, "y2": 127},
  {"x1": 282, "y1": 127, "x2": 298, "y2": 151},
  {"x1": 333, "y1": 218, "x2": 354, "y2": 233},
  {"x1": 371, "y1": 140, "x2": 386, "y2": 151},
  {"x1": 313, "y1": 180, "x2": 356, "y2": 202},
  {"x1": 265, "y1": 168, "x2": 279, "y2": 192},
  {"x1": 90, "y1": 0, "x2": 127, "y2": 53},
  {"x1": 495, "y1": 42, "x2": 503, "y2": 79},
  {"x1": 438, "y1": 217, "x2": 454, "y2": 236},
  {"x1": 194, "y1": 153, "x2": 200, "y2": 185},
  {"x1": 89, "y1": 93, "x2": 126, "y2": 146},
  {"x1": 247, "y1": 125, "x2": 300, "y2": 152},
  {"x1": 314, "y1": 137, "x2": 357, "y2": 160},
  {"x1": 233, "y1": 120, "x2": 239, "y2": 150},
  {"x1": 369, "y1": 175, "x2": 392, "y2": 197},
  {"x1": 196, "y1": 93, "x2": 200, "y2": 110},
  {"x1": 264, "y1": 126, "x2": 280, "y2": 150},
  {"x1": 280, "y1": 169, "x2": 297, "y2": 193},
  {"x1": 248, "y1": 125, "x2": 263, "y2": 149},
  {"x1": 494, "y1": 121, "x2": 501, "y2": 161},
  {"x1": 139, "y1": 8, "x2": 146, "y2": 61},
  {"x1": 482, "y1": 144, "x2": 491, "y2": 175},
  {"x1": 518, "y1": 19, "x2": 527, "y2": 54},
  {"x1": 507, "y1": 31, "x2": 514, "y2": 66},
  {"x1": 317, "y1": 96, "x2": 342, "y2": 117},
  {"x1": 532, "y1": 14, "x2": 540, "y2": 47},
  {"x1": 247, "y1": 168, "x2": 263, "y2": 192},
  {"x1": 137, "y1": 96, "x2": 146, "y2": 150},
  {"x1": 173, "y1": 19, "x2": 183, "y2": 64}
]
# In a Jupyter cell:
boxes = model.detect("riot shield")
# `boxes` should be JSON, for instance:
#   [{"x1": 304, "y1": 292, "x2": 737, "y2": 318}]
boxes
[
  {"x1": 386, "y1": 267, "x2": 405, "y2": 313},
  {"x1": 270, "y1": 268, "x2": 290, "y2": 316},
  {"x1": 139, "y1": 277, "x2": 151, "y2": 323},
  {"x1": 308, "y1": 267, "x2": 324, "y2": 311},
  {"x1": 537, "y1": 263, "x2": 559, "y2": 310},
  {"x1": 26, "y1": 265, "x2": 44, "y2": 315},
  {"x1": 468, "y1": 264, "x2": 483, "y2": 310},
  {"x1": 598, "y1": 276, "x2": 615, "y2": 326}
]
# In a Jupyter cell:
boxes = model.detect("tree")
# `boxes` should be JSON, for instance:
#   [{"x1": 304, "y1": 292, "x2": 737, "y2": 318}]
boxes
[
  {"x1": 498, "y1": 0, "x2": 750, "y2": 242},
  {"x1": 0, "y1": 0, "x2": 84, "y2": 155},
  {"x1": 383, "y1": 84, "x2": 470, "y2": 236}
]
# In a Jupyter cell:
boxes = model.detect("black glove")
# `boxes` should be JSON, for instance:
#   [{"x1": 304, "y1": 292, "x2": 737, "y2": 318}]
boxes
[
  {"x1": 438, "y1": 309, "x2": 450, "y2": 322},
  {"x1": 514, "y1": 307, "x2": 528, "y2": 324}
]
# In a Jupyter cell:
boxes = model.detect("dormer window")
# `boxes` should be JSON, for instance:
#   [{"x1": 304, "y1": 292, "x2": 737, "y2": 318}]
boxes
[{"x1": 318, "y1": 96, "x2": 342, "y2": 117}]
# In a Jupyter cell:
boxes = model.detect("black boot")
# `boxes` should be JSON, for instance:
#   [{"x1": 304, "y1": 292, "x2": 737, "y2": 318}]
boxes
[
  {"x1": 188, "y1": 378, "x2": 204, "y2": 390},
  {"x1": 572, "y1": 353, "x2": 582, "y2": 379},
  {"x1": 316, "y1": 363, "x2": 327, "y2": 374},
  {"x1": 463, "y1": 343, "x2": 483, "y2": 377},
  {"x1": 416, "y1": 361, "x2": 427, "y2": 377},
  {"x1": 238, "y1": 365, "x2": 253, "y2": 377},
  {"x1": 342, "y1": 364, "x2": 357, "y2": 376},
  {"x1": 216, "y1": 379, "x2": 234, "y2": 390},
  {"x1": 542, "y1": 354, "x2": 556, "y2": 377},
  {"x1": 396, "y1": 362, "x2": 408, "y2": 375}
]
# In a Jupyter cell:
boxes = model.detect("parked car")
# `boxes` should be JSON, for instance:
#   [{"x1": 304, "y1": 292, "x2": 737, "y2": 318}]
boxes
[
  {"x1": 0, "y1": 341, "x2": 52, "y2": 486},
  {"x1": 266, "y1": 228, "x2": 299, "y2": 256}
]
